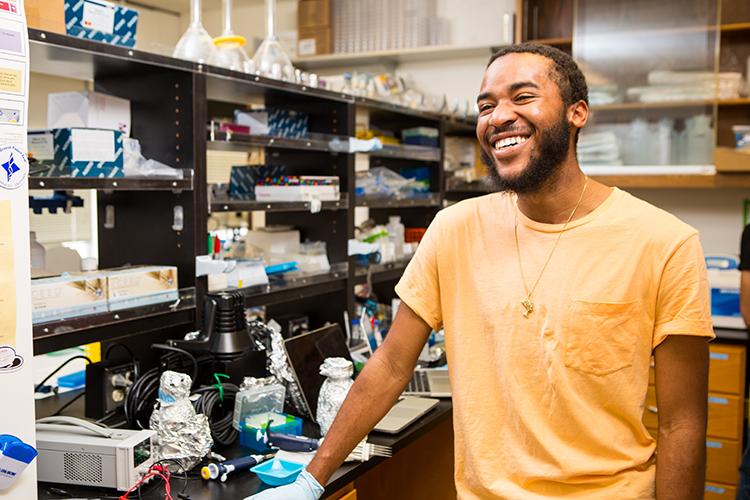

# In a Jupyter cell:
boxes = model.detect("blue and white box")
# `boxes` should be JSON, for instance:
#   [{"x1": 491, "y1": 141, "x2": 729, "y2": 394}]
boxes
[
  {"x1": 230, "y1": 165, "x2": 287, "y2": 200},
  {"x1": 65, "y1": 0, "x2": 139, "y2": 48},
  {"x1": 53, "y1": 128, "x2": 124, "y2": 178},
  {"x1": 234, "y1": 109, "x2": 309, "y2": 139},
  {"x1": 706, "y1": 255, "x2": 743, "y2": 329},
  {"x1": 31, "y1": 274, "x2": 108, "y2": 324}
]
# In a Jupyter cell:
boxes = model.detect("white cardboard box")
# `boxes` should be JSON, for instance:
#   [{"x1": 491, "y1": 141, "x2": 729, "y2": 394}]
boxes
[{"x1": 48, "y1": 91, "x2": 131, "y2": 137}]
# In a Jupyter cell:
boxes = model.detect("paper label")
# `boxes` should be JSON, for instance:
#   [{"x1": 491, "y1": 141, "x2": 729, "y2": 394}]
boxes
[
  {"x1": 28, "y1": 132, "x2": 53, "y2": 160},
  {"x1": 71, "y1": 128, "x2": 115, "y2": 162},
  {"x1": 82, "y1": 0, "x2": 116, "y2": 34},
  {"x1": 298, "y1": 38, "x2": 317, "y2": 57},
  {"x1": 709, "y1": 352, "x2": 729, "y2": 361}
]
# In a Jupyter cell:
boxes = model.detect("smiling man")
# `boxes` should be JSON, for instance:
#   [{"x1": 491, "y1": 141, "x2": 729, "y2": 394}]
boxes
[{"x1": 247, "y1": 43, "x2": 713, "y2": 500}]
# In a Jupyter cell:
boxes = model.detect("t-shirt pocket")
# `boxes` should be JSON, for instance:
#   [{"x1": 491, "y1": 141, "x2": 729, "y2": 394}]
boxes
[{"x1": 565, "y1": 299, "x2": 641, "y2": 376}]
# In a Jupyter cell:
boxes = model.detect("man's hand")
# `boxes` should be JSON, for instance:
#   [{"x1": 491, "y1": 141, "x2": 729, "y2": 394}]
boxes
[{"x1": 244, "y1": 469, "x2": 324, "y2": 500}]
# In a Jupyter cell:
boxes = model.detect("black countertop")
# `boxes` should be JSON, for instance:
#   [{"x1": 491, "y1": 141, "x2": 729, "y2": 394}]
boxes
[{"x1": 35, "y1": 395, "x2": 453, "y2": 500}]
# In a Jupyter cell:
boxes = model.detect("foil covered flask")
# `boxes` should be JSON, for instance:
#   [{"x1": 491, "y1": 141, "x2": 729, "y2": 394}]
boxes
[
  {"x1": 316, "y1": 357, "x2": 354, "y2": 436},
  {"x1": 149, "y1": 371, "x2": 213, "y2": 471}
]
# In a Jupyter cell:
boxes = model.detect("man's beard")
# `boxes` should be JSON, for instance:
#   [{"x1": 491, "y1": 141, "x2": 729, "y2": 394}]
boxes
[{"x1": 480, "y1": 115, "x2": 572, "y2": 195}]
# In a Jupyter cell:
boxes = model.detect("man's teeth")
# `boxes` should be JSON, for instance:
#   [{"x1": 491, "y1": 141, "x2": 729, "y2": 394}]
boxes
[{"x1": 495, "y1": 136, "x2": 527, "y2": 150}]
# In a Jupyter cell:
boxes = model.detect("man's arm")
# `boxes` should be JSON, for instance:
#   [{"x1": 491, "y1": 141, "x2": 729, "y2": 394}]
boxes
[
  {"x1": 305, "y1": 302, "x2": 434, "y2": 485},
  {"x1": 653, "y1": 334, "x2": 709, "y2": 500}
]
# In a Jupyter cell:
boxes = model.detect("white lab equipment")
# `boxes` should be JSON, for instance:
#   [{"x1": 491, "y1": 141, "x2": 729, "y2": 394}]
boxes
[{"x1": 0, "y1": 435, "x2": 37, "y2": 490}]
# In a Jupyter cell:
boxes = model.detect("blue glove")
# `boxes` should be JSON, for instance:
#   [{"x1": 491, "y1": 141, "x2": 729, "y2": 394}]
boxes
[{"x1": 244, "y1": 469, "x2": 324, "y2": 500}]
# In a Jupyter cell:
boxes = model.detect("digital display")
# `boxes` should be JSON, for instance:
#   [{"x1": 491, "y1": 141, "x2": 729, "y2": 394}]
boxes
[{"x1": 133, "y1": 437, "x2": 151, "y2": 468}]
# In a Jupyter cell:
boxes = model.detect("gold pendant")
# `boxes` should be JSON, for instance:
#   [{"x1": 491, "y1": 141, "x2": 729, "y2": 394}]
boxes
[{"x1": 522, "y1": 298, "x2": 533, "y2": 318}]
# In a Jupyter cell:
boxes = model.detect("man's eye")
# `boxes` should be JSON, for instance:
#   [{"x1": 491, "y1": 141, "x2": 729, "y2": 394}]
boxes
[
  {"x1": 515, "y1": 95, "x2": 532, "y2": 102},
  {"x1": 479, "y1": 104, "x2": 493, "y2": 112}
]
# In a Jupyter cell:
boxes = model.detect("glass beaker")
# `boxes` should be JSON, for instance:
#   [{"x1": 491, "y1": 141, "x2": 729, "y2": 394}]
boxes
[
  {"x1": 252, "y1": 0, "x2": 295, "y2": 81},
  {"x1": 173, "y1": 0, "x2": 217, "y2": 63}
]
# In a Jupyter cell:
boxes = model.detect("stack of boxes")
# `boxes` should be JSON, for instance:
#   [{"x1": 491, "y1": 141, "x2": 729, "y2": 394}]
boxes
[
  {"x1": 297, "y1": 0, "x2": 331, "y2": 57},
  {"x1": 31, "y1": 266, "x2": 178, "y2": 324},
  {"x1": 28, "y1": 90, "x2": 131, "y2": 178}
]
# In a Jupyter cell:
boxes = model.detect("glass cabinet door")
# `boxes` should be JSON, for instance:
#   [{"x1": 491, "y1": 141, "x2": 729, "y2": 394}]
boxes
[{"x1": 574, "y1": 0, "x2": 722, "y2": 174}]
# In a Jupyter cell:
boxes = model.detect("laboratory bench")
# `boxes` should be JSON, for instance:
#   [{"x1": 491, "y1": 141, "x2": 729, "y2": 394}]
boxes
[{"x1": 35, "y1": 395, "x2": 456, "y2": 500}]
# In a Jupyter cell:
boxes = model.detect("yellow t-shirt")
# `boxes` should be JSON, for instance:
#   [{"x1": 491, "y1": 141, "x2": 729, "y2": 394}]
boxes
[{"x1": 395, "y1": 188, "x2": 714, "y2": 500}]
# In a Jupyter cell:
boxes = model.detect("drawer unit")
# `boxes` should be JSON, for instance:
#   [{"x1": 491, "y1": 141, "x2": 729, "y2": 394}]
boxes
[
  {"x1": 707, "y1": 392, "x2": 744, "y2": 441},
  {"x1": 708, "y1": 344, "x2": 746, "y2": 395},
  {"x1": 706, "y1": 437, "x2": 742, "y2": 485},
  {"x1": 705, "y1": 482, "x2": 738, "y2": 499}
]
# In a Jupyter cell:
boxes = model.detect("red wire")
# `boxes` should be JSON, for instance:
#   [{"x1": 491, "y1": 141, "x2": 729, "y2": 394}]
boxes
[{"x1": 119, "y1": 467, "x2": 173, "y2": 500}]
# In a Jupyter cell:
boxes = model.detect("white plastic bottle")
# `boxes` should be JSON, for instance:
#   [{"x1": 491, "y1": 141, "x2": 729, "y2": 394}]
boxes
[
  {"x1": 387, "y1": 216, "x2": 405, "y2": 261},
  {"x1": 686, "y1": 114, "x2": 714, "y2": 166},
  {"x1": 30, "y1": 231, "x2": 45, "y2": 269}
]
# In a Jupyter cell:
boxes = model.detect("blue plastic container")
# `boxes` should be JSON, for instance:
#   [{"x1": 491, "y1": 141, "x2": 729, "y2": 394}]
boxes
[
  {"x1": 250, "y1": 458, "x2": 305, "y2": 486},
  {"x1": 238, "y1": 412, "x2": 303, "y2": 452}
]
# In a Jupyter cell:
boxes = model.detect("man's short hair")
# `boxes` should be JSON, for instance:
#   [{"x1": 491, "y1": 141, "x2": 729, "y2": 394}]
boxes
[{"x1": 487, "y1": 43, "x2": 589, "y2": 108}]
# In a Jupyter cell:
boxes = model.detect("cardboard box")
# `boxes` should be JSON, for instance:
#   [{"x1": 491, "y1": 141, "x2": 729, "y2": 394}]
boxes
[
  {"x1": 52, "y1": 128, "x2": 125, "y2": 178},
  {"x1": 65, "y1": 0, "x2": 139, "y2": 48},
  {"x1": 31, "y1": 274, "x2": 108, "y2": 324},
  {"x1": 234, "y1": 108, "x2": 309, "y2": 139},
  {"x1": 48, "y1": 91, "x2": 131, "y2": 136},
  {"x1": 26, "y1": 0, "x2": 66, "y2": 34},
  {"x1": 230, "y1": 165, "x2": 287, "y2": 201},
  {"x1": 297, "y1": 27, "x2": 331, "y2": 57},
  {"x1": 298, "y1": 0, "x2": 330, "y2": 29},
  {"x1": 105, "y1": 266, "x2": 178, "y2": 311},
  {"x1": 715, "y1": 146, "x2": 750, "y2": 172}
]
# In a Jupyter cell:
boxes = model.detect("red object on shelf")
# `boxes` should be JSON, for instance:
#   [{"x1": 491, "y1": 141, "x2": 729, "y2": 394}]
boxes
[{"x1": 405, "y1": 228, "x2": 427, "y2": 243}]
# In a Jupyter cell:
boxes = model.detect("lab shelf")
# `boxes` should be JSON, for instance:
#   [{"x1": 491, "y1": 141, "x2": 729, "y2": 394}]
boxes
[
  {"x1": 354, "y1": 260, "x2": 410, "y2": 284},
  {"x1": 28, "y1": 173, "x2": 194, "y2": 191},
  {"x1": 231, "y1": 263, "x2": 349, "y2": 308},
  {"x1": 28, "y1": 28, "x2": 195, "y2": 81},
  {"x1": 445, "y1": 176, "x2": 492, "y2": 193},
  {"x1": 32, "y1": 287, "x2": 197, "y2": 356},
  {"x1": 206, "y1": 129, "x2": 348, "y2": 154},
  {"x1": 355, "y1": 194, "x2": 441, "y2": 208},
  {"x1": 590, "y1": 172, "x2": 750, "y2": 188},
  {"x1": 291, "y1": 43, "x2": 501, "y2": 70},
  {"x1": 369, "y1": 144, "x2": 441, "y2": 162},
  {"x1": 210, "y1": 198, "x2": 349, "y2": 213}
]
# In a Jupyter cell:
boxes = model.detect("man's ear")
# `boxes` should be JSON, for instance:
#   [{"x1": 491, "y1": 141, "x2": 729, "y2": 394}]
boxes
[{"x1": 569, "y1": 100, "x2": 589, "y2": 130}]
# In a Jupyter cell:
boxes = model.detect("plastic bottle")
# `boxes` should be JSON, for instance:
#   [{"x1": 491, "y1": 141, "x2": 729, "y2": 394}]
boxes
[
  {"x1": 387, "y1": 216, "x2": 405, "y2": 260},
  {"x1": 686, "y1": 114, "x2": 714, "y2": 166},
  {"x1": 625, "y1": 118, "x2": 650, "y2": 165},
  {"x1": 654, "y1": 119, "x2": 673, "y2": 166},
  {"x1": 30, "y1": 232, "x2": 45, "y2": 269}
]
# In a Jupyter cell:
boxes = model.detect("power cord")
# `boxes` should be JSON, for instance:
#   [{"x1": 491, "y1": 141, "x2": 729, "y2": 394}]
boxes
[
  {"x1": 35, "y1": 355, "x2": 92, "y2": 393},
  {"x1": 191, "y1": 381, "x2": 239, "y2": 449}
]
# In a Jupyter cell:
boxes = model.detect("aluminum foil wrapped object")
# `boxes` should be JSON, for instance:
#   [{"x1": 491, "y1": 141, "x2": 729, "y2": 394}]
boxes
[
  {"x1": 267, "y1": 327, "x2": 310, "y2": 419},
  {"x1": 316, "y1": 357, "x2": 354, "y2": 436},
  {"x1": 239, "y1": 376, "x2": 277, "y2": 392},
  {"x1": 149, "y1": 371, "x2": 213, "y2": 471}
]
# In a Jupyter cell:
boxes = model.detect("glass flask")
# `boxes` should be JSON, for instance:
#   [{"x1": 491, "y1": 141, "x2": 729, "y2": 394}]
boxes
[
  {"x1": 208, "y1": 0, "x2": 254, "y2": 73},
  {"x1": 252, "y1": 0, "x2": 295, "y2": 81},
  {"x1": 173, "y1": 0, "x2": 217, "y2": 63}
]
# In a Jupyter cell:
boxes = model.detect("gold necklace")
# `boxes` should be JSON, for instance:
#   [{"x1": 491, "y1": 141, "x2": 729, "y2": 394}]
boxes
[{"x1": 514, "y1": 176, "x2": 588, "y2": 318}]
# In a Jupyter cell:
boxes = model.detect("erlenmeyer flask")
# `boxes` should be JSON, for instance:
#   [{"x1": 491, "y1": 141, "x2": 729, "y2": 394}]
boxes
[
  {"x1": 173, "y1": 0, "x2": 217, "y2": 63},
  {"x1": 208, "y1": 0, "x2": 255, "y2": 73},
  {"x1": 252, "y1": 0, "x2": 295, "y2": 81}
]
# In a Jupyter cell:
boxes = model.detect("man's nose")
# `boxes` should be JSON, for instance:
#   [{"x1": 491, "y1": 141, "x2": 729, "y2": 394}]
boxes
[{"x1": 488, "y1": 101, "x2": 517, "y2": 129}]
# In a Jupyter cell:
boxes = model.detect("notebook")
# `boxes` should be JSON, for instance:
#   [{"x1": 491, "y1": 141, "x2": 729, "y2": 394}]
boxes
[
  {"x1": 373, "y1": 396, "x2": 440, "y2": 434},
  {"x1": 402, "y1": 368, "x2": 451, "y2": 398}
]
